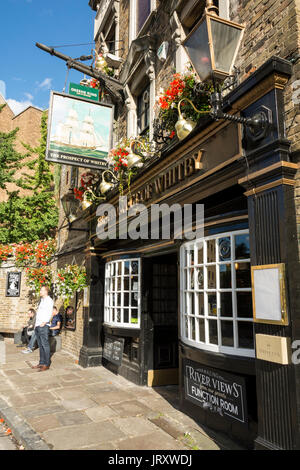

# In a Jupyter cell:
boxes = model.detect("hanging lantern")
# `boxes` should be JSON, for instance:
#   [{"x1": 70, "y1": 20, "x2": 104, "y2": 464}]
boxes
[{"x1": 182, "y1": 1, "x2": 245, "y2": 83}]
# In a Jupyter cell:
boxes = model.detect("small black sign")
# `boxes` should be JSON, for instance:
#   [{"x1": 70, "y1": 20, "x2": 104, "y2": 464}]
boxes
[
  {"x1": 184, "y1": 359, "x2": 247, "y2": 424},
  {"x1": 6, "y1": 272, "x2": 21, "y2": 297},
  {"x1": 103, "y1": 334, "x2": 125, "y2": 366}
]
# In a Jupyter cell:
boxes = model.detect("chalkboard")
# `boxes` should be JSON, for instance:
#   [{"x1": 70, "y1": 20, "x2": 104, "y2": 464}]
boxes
[
  {"x1": 184, "y1": 359, "x2": 248, "y2": 424},
  {"x1": 103, "y1": 334, "x2": 125, "y2": 366}
]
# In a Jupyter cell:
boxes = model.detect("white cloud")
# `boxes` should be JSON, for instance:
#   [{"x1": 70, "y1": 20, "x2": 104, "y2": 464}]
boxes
[
  {"x1": 0, "y1": 80, "x2": 6, "y2": 99},
  {"x1": 37, "y1": 78, "x2": 53, "y2": 90},
  {"x1": 24, "y1": 92, "x2": 34, "y2": 101},
  {"x1": 6, "y1": 98, "x2": 33, "y2": 115}
]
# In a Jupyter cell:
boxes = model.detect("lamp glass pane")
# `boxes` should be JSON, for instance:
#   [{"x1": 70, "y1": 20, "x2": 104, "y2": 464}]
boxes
[
  {"x1": 211, "y1": 19, "x2": 242, "y2": 74},
  {"x1": 184, "y1": 19, "x2": 212, "y2": 82}
]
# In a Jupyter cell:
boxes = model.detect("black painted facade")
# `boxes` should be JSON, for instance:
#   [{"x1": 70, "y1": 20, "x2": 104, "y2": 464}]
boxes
[{"x1": 77, "y1": 57, "x2": 300, "y2": 449}]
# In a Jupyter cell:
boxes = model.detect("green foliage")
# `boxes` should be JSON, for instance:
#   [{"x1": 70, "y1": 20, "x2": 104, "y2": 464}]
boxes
[
  {"x1": 0, "y1": 109, "x2": 24, "y2": 189},
  {"x1": 0, "y1": 191, "x2": 58, "y2": 243},
  {"x1": 0, "y1": 109, "x2": 59, "y2": 243}
]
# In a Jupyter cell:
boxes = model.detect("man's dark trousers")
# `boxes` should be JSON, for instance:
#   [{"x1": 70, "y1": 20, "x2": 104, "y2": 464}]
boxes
[{"x1": 35, "y1": 325, "x2": 50, "y2": 367}]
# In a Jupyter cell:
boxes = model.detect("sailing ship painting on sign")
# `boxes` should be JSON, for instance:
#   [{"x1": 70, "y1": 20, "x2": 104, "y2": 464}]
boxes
[{"x1": 46, "y1": 91, "x2": 114, "y2": 170}]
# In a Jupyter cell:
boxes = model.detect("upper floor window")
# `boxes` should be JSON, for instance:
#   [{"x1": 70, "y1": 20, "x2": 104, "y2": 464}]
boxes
[
  {"x1": 137, "y1": 84, "x2": 150, "y2": 136},
  {"x1": 180, "y1": 230, "x2": 254, "y2": 357},
  {"x1": 130, "y1": 0, "x2": 156, "y2": 43},
  {"x1": 137, "y1": 0, "x2": 151, "y2": 33}
]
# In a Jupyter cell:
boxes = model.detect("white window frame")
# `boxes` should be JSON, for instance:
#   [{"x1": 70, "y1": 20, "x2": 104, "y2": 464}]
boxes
[
  {"x1": 104, "y1": 258, "x2": 141, "y2": 328},
  {"x1": 180, "y1": 229, "x2": 254, "y2": 358},
  {"x1": 129, "y1": 0, "x2": 156, "y2": 45}
]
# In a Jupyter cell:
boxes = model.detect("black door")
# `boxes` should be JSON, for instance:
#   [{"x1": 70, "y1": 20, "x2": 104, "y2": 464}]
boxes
[{"x1": 144, "y1": 253, "x2": 179, "y2": 386}]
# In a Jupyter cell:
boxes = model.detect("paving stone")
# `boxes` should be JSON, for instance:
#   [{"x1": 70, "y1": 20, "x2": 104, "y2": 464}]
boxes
[
  {"x1": 109, "y1": 400, "x2": 152, "y2": 418},
  {"x1": 2, "y1": 369, "x2": 22, "y2": 376},
  {"x1": 116, "y1": 430, "x2": 186, "y2": 450},
  {"x1": 112, "y1": 417, "x2": 158, "y2": 437},
  {"x1": 150, "y1": 416, "x2": 185, "y2": 440},
  {"x1": 92, "y1": 390, "x2": 135, "y2": 405},
  {"x1": 0, "y1": 436, "x2": 17, "y2": 450},
  {"x1": 27, "y1": 414, "x2": 61, "y2": 433},
  {"x1": 56, "y1": 411, "x2": 92, "y2": 426},
  {"x1": 85, "y1": 405, "x2": 118, "y2": 421},
  {"x1": 2, "y1": 391, "x2": 56, "y2": 408},
  {"x1": 16, "y1": 404, "x2": 67, "y2": 419},
  {"x1": 43, "y1": 421, "x2": 126, "y2": 450}
]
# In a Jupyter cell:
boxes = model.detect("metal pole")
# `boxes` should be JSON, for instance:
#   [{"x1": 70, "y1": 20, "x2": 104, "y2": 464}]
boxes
[{"x1": 35, "y1": 42, "x2": 124, "y2": 102}]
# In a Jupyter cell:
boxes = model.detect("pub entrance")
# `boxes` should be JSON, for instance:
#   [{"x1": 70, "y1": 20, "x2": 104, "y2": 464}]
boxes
[{"x1": 143, "y1": 253, "x2": 179, "y2": 387}]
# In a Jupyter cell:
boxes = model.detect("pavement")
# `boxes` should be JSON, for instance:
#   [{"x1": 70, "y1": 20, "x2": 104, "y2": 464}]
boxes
[{"x1": 0, "y1": 339, "x2": 244, "y2": 451}]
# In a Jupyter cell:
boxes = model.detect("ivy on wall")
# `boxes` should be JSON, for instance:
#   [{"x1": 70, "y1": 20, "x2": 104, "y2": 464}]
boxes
[{"x1": 0, "y1": 108, "x2": 59, "y2": 243}]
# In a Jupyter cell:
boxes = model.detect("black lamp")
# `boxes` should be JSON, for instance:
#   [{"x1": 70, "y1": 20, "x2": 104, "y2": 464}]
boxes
[
  {"x1": 179, "y1": 0, "x2": 271, "y2": 140},
  {"x1": 183, "y1": 0, "x2": 245, "y2": 83},
  {"x1": 61, "y1": 188, "x2": 79, "y2": 224}
]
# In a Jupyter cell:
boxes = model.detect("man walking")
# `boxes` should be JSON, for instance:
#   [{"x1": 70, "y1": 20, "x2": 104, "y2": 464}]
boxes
[{"x1": 32, "y1": 285, "x2": 53, "y2": 372}]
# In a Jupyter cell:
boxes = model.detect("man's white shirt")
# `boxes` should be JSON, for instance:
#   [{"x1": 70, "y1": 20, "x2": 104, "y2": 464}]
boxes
[{"x1": 35, "y1": 296, "x2": 54, "y2": 327}]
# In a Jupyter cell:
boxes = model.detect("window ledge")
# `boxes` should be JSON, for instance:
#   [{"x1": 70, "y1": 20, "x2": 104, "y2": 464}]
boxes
[{"x1": 103, "y1": 323, "x2": 141, "y2": 337}]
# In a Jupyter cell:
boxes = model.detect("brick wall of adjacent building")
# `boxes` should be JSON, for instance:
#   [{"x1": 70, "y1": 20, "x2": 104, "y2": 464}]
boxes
[
  {"x1": 0, "y1": 262, "x2": 32, "y2": 333},
  {"x1": 0, "y1": 101, "x2": 43, "y2": 202}
]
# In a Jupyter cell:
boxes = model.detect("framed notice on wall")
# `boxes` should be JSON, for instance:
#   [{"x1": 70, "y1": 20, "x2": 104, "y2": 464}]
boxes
[
  {"x1": 6, "y1": 272, "x2": 21, "y2": 297},
  {"x1": 251, "y1": 264, "x2": 288, "y2": 325}
]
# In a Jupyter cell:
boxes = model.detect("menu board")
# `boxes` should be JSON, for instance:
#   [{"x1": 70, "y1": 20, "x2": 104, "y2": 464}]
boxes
[{"x1": 103, "y1": 334, "x2": 125, "y2": 366}]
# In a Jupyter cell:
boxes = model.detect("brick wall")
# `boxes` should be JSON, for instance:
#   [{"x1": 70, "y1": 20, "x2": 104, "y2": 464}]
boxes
[
  {"x1": 0, "y1": 103, "x2": 43, "y2": 202},
  {"x1": 0, "y1": 262, "x2": 33, "y2": 332}
]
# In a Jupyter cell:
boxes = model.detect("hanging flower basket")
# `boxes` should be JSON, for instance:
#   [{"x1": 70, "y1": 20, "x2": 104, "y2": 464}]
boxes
[
  {"x1": 53, "y1": 264, "x2": 88, "y2": 308},
  {"x1": 25, "y1": 267, "x2": 53, "y2": 299},
  {"x1": 155, "y1": 69, "x2": 212, "y2": 137}
]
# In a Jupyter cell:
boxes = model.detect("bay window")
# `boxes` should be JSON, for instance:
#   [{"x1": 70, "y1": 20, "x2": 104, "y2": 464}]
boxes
[
  {"x1": 104, "y1": 259, "x2": 141, "y2": 328},
  {"x1": 180, "y1": 230, "x2": 254, "y2": 357}
]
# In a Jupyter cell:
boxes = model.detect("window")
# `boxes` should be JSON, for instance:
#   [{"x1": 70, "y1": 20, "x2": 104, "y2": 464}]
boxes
[
  {"x1": 137, "y1": 84, "x2": 150, "y2": 136},
  {"x1": 180, "y1": 230, "x2": 254, "y2": 357},
  {"x1": 104, "y1": 259, "x2": 141, "y2": 327},
  {"x1": 137, "y1": 0, "x2": 151, "y2": 33}
]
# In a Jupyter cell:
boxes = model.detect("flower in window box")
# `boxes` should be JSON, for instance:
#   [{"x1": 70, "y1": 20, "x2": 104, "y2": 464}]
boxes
[{"x1": 155, "y1": 68, "x2": 212, "y2": 138}]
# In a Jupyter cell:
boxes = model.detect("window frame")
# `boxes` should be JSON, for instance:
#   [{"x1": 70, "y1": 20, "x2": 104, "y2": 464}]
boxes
[
  {"x1": 104, "y1": 258, "x2": 141, "y2": 329},
  {"x1": 136, "y1": 83, "x2": 150, "y2": 136},
  {"x1": 180, "y1": 229, "x2": 254, "y2": 358}
]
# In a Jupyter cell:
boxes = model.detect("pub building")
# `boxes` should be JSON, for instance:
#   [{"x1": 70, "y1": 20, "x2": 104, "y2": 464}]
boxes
[{"x1": 55, "y1": 0, "x2": 300, "y2": 451}]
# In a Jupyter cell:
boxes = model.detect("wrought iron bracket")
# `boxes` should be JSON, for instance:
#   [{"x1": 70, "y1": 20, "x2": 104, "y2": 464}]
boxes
[{"x1": 210, "y1": 92, "x2": 271, "y2": 140}]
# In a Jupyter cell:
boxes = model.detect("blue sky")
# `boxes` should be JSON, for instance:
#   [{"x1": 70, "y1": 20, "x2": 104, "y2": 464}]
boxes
[{"x1": 0, "y1": 0, "x2": 96, "y2": 114}]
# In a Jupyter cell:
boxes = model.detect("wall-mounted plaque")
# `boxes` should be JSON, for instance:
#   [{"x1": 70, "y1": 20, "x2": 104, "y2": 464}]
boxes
[
  {"x1": 6, "y1": 272, "x2": 21, "y2": 297},
  {"x1": 103, "y1": 334, "x2": 125, "y2": 366},
  {"x1": 256, "y1": 334, "x2": 291, "y2": 365},
  {"x1": 184, "y1": 359, "x2": 248, "y2": 424},
  {"x1": 251, "y1": 264, "x2": 288, "y2": 325}
]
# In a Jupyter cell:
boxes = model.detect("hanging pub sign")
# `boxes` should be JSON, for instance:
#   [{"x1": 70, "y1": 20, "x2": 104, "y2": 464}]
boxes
[
  {"x1": 46, "y1": 91, "x2": 114, "y2": 170},
  {"x1": 184, "y1": 359, "x2": 248, "y2": 424},
  {"x1": 6, "y1": 272, "x2": 21, "y2": 297}
]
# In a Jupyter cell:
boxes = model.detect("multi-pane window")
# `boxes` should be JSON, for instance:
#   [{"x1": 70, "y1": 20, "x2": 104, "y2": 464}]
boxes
[
  {"x1": 180, "y1": 230, "x2": 254, "y2": 357},
  {"x1": 104, "y1": 259, "x2": 141, "y2": 328},
  {"x1": 137, "y1": 0, "x2": 151, "y2": 32},
  {"x1": 137, "y1": 85, "x2": 150, "y2": 136}
]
